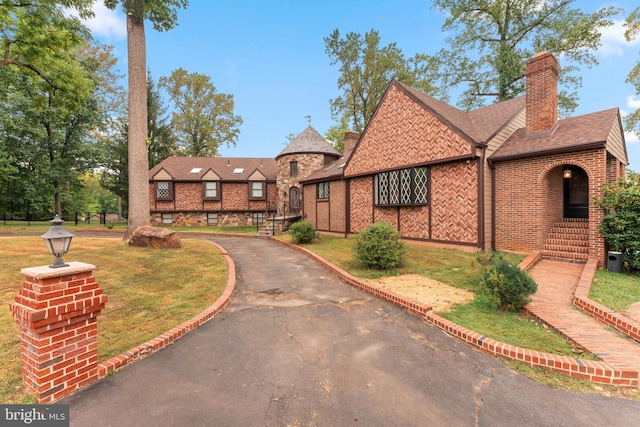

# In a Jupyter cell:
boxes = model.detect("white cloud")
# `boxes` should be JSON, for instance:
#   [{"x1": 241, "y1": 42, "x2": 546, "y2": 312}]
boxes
[
  {"x1": 68, "y1": 2, "x2": 126, "y2": 41},
  {"x1": 599, "y1": 20, "x2": 628, "y2": 57},
  {"x1": 625, "y1": 131, "x2": 640, "y2": 144},
  {"x1": 628, "y1": 95, "x2": 640, "y2": 110}
]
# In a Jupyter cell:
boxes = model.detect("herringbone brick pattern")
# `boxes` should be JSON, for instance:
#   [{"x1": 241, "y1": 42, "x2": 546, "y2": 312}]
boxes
[
  {"x1": 431, "y1": 162, "x2": 478, "y2": 243},
  {"x1": 303, "y1": 183, "x2": 316, "y2": 225},
  {"x1": 374, "y1": 207, "x2": 398, "y2": 228},
  {"x1": 317, "y1": 201, "x2": 329, "y2": 230},
  {"x1": 345, "y1": 85, "x2": 472, "y2": 177},
  {"x1": 349, "y1": 177, "x2": 374, "y2": 233},
  {"x1": 329, "y1": 180, "x2": 346, "y2": 232},
  {"x1": 399, "y1": 206, "x2": 430, "y2": 239}
]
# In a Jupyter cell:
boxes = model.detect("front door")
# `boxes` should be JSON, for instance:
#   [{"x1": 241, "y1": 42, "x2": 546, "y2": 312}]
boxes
[
  {"x1": 289, "y1": 187, "x2": 300, "y2": 215},
  {"x1": 563, "y1": 166, "x2": 588, "y2": 218}
]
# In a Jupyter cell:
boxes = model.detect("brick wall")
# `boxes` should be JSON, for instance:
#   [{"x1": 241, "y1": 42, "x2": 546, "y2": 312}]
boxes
[
  {"x1": 345, "y1": 84, "x2": 473, "y2": 177},
  {"x1": 175, "y1": 183, "x2": 202, "y2": 211},
  {"x1": 329, "y1": 180, "x2": 346, "y2": 232},
  {"x1": 303, "y1": 183, "x2": 317, "y2": 225},
  {"x1": 317, "y1": 201, "x2": 329, "y2": 230},
  {"x1": 494, "y1": 149, "x2": 608, "y2": 262},
  {"x1": 349, "y1": 176, "x2": 374, "y2": 233}
]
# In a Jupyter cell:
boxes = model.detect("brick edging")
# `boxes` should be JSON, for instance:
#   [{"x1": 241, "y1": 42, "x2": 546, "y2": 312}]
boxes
[
  {"x1": 573, "y1": 258, "x2": 640, "y2": 344},
  {"x1": 271, "y1": 238, "x2": 638, "y2": 387},
  {"x1": 96, "y1": 240, "x2": 236, "y2": 378}
]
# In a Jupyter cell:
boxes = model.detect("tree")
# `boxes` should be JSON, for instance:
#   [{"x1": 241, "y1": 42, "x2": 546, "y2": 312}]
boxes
[
  {"x1": 325, "y1": 116, "x2": 350, "y2": 154},
  {"x1": 325, "y1": 29, "x2": 441, "y2": 133},
  {"x1": 98, "y1": 117, "x2": 129, "y2": 219},
  {"x1": 431, "y1": 0, "x2": 620, "y2": 113},
  {"x1": 147, "y1": 71, "x2": 176, "y2": 167},
  {"x1": 104, "y1": 0, "x2": 188, "y2": 241},
  {"x1": 159, "y1": 68, "x2": 243, "y2": 156},
  {"x1": 625, "y1": 6, "x2": 640, "y2": 138}
]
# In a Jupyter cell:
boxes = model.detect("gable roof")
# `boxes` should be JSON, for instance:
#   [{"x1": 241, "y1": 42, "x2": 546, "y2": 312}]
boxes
[
  {"x1": 149, "y1": 156, "x2": 277, "y2": 181},
  {"x1": 276, "y1": 126, "x2": 340, "y2": 159},
  {"x1": 395, "y1": 81, "x2": 526, "y2": 146},
  {"x1": 489, "y1": 108, "x2": 622, "y2": 163}
]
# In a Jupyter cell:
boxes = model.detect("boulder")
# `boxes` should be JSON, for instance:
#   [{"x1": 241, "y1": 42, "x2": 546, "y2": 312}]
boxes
[{"x1": 128, "y1": 226, "x2": 181, "y2": 249}]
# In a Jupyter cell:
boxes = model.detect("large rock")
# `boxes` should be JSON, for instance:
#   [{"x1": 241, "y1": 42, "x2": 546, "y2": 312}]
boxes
[{"x1": 129, "y1": 226, "x2": 181, "y2": 249}]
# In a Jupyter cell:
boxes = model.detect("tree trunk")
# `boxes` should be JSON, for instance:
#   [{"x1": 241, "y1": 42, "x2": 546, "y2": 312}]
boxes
[{"x1": 124, "y1": 4, "x2": 150, "y2": 242}]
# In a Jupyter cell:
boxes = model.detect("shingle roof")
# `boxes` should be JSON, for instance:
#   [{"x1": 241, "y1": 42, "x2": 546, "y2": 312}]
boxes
[
  {"x1": 489, "y1": 108, "x2": 619, "y2": 162},
  {"x1": 149, "y1": 156, "x2": 277, "y2": 181},
  {"x1": 299, "y1": 149, "x2": 353, "y2": 183},
  {"x1": 276, "y1": 126, "x2": 340, "y2": 159},
  {"x1": 395, "y1": 81, "x2": 526, "y2": 145}
]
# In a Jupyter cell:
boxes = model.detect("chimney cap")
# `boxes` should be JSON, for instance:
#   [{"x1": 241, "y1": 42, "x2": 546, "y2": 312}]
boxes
[{"x1": 535, "y1": 50, "x2": 549, "y2": 57}]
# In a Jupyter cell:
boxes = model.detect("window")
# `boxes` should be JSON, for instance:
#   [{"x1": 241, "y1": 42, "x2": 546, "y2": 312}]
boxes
[
  {"x1": 252, "y1": 212, "x2": 264, "y2": 225},
  {"x1": 161, "y1": 213, "x2": 173, "y2": 224},
  {"x1": 375, "y1": 167, "x2": 429, "y2": 206},
  {"x1": 290, "y1": 161, "x2": 298, "y2": 177},
  {"x1": 250, "y1": 182, "x2": 265, "y2": 199},
  {"x1": 156, "y1": 181, "x2": 173, "y2": 200},
  {"x1": 203, "y1": 181, "x2": 219, "y2": 200},
  {"x1": 318, "y1": 182, "x2": 329, "y2": 199},
  {"x1": 207, "y1": 213, "x2": 218, "y2": 225}
]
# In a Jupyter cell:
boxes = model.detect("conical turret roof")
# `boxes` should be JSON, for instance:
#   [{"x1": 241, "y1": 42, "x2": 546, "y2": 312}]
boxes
[{"x1": 276, "y1": 126, "x2": 340, "y2": 159}]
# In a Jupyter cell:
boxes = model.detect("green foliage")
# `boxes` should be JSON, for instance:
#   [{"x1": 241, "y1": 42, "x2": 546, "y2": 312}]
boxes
[
  {"x1": 431, "y1": 0, "x2": 621, "y2": 114},
  {"x1": 147, "y1": 71, "x2": 176, "y2": 167},
  {"x1": 624, "y1": 6, "x2": 640, "y2": 138},
  {"x1": 480, "y1": 259, "x2": 537, "y2": 311},
  {"x1": 289, "y1": 221, "x2": 316, "y2": 244},
  {"x1": 324, "y1": 29, "x2": 442, "y2": 133},
  {"x1": 474, "y1": 249, "x2": 503, "y2": 269},
  {"x1": 159, "y1": 68, "x2": 243, "y2": 156},
  {"x1": 594, "y1": 177, "x2": 640, "y2": 272},
  {"x1": 353, "y1": 222, "x2": 406, "y2": 270}
]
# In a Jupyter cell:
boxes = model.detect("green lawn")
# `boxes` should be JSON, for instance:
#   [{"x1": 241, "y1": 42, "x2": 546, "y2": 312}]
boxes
[
  {"x1": 589, "y1": 269, "x2": 640, "y2": 314},
  {"x1": 0, "y1": 236, "x2": 228, "y2": 404}
]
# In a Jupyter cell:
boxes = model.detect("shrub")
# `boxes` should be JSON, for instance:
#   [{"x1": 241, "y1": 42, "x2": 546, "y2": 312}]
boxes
[
  {"x1": 474, "y1": 249, "x2": 503, "y2": 269},
  {"x1": 480, "y1": 259, "x2": 537, "y2": 311},
  {"x1": 289, "y1": 221, "x2": 316, "y2": 244},
  {"x1": 595, "y1": 176, "x2": 640, "y2": 272},
  {"x1": 353, "y1": 222, "x2": 406, "y2": 270}
]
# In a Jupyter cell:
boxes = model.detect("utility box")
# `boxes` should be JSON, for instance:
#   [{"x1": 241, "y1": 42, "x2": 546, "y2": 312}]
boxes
[{"x1": 607, "y1": 251, "x2": 622, "y2": 273}]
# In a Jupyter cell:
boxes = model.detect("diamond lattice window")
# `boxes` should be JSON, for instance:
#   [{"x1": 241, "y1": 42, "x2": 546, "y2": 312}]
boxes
[
  {"x1": 375, "y1": 167, "x2": 429, "y2": 207},
  {"x1": 157, "y1": 181, "x2": 170, "y2": 199}
]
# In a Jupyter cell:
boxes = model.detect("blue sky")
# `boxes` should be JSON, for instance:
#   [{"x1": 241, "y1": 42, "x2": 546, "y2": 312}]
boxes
[{"x1": 80, "y1": 0, "x2": 640, "y2": 170}]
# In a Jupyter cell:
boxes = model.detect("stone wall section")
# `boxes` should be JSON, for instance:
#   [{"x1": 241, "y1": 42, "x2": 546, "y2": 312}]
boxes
[{"x1": 277, "y1": 153, "x2": 328, "y2": 214}]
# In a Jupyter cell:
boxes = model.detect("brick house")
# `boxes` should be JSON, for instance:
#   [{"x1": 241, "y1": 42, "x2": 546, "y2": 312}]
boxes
[
  {"x1": 149, "y1": 157, "x2": 278, "y2": 226},
  {"x1": 148, "y1": 126, "x2": 338, "y2": 228},
  {"x1": 300, "y1": 52, "x2": 628, "y2": 264}
]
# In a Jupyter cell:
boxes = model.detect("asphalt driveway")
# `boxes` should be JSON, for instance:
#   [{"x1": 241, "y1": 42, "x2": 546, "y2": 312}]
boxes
[{"x1": 63, "y1": 236, "x2": 640, "y2": 426}]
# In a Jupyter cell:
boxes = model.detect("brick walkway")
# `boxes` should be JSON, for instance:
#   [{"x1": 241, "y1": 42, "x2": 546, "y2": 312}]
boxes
[{"x1": 527, "y1": 260, "x2": 640, "y2": 373}]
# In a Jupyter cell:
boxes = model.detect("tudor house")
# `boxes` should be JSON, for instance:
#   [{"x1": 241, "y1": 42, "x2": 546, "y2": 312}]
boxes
[
  {"x1": 149, "y1": 127, "x2": 339, "y2": 227},
  {"x1": 300, "y1": 52, "x2": 628, "y2": 265}
]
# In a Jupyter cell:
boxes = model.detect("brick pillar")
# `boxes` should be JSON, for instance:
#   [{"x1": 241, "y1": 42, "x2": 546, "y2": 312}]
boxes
[{"x1": 10, "y1": 262, "x2": 108, "y2": 403}]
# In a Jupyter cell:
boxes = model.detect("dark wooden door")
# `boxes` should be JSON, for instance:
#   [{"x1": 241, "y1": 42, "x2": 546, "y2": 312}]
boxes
[
  {"x1": 289, "y1": 187, "x2": 300, "y2": 215},
  {"x1": 564, "y1": 167, "x2": 588, "y2": 218}
]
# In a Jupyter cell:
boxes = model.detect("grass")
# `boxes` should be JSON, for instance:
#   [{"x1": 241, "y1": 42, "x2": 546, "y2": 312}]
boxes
[
  {"x1": 278, "y1": 234, "x2": 591, "y2": 357},
  {"x1": 589, "y1": 270, "x2": 640, "y2": 314},
  {"x1": 0, "y1": 236, "x2": 227, "y2": 404}
]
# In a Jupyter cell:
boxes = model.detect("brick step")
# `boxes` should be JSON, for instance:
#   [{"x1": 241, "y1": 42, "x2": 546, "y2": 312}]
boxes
[
  {"x1": 541, "y1": 250, "x2": 589, "y2": 262},
  {"x1": 548, "y1": 225, "x2": 589, "y2": 234},
  {"x1": 551, "y1": 221, "x2": 589, "y2": 229},
  {"x1": 547, "y1": 233, "x2": 589, "y2": 242},
  {"x1": 545, "y1": 238, "x2": 589, "y2": 247},
  {"x1": 543, "y1": 244, "x2": 589, "y2": 253}
]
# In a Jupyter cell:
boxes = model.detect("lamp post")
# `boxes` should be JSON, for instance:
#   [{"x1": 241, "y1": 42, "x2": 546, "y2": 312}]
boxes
[{"x1": 40, "y1": 214, "x2": 75, "y2": 268}]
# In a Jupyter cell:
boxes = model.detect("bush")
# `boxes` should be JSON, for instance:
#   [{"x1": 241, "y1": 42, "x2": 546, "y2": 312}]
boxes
[
  {"x1": 595, "y1": 176, "x2": 640, "y2": 272},
  {"x1": 480, "y1": 259, "x2": 537, "y2": 311},
  {"x1": 289, "y1": 221, "x2": 316, "y2": 244},
  {"x1": 353, "y1": 222, "x2": 406, "y2": 270}
]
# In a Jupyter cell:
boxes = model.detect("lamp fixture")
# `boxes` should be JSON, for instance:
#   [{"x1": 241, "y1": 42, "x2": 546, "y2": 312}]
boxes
[
  {"x1": 563, "y1": 167, "x2": 572, "y2": 179},
  {"x1": 40, "y1": 214, "x2": 75, "y2": 268}
]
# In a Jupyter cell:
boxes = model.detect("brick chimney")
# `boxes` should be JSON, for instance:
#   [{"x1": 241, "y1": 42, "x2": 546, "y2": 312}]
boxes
[
  {"x1": 344, "y1": 131, "x2": 360, "y2": 153},
  {"x1": 525, "y1": 51, "x2": 559, "y2": 134}
]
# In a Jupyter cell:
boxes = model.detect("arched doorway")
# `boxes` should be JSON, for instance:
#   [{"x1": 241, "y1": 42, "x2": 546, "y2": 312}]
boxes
[
  {"x1": 563, "y1": 165, "x2": 588, "y2": 218},
  {"x1": 289, "y1": 187, "x2": 300, "y2": 215}
]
